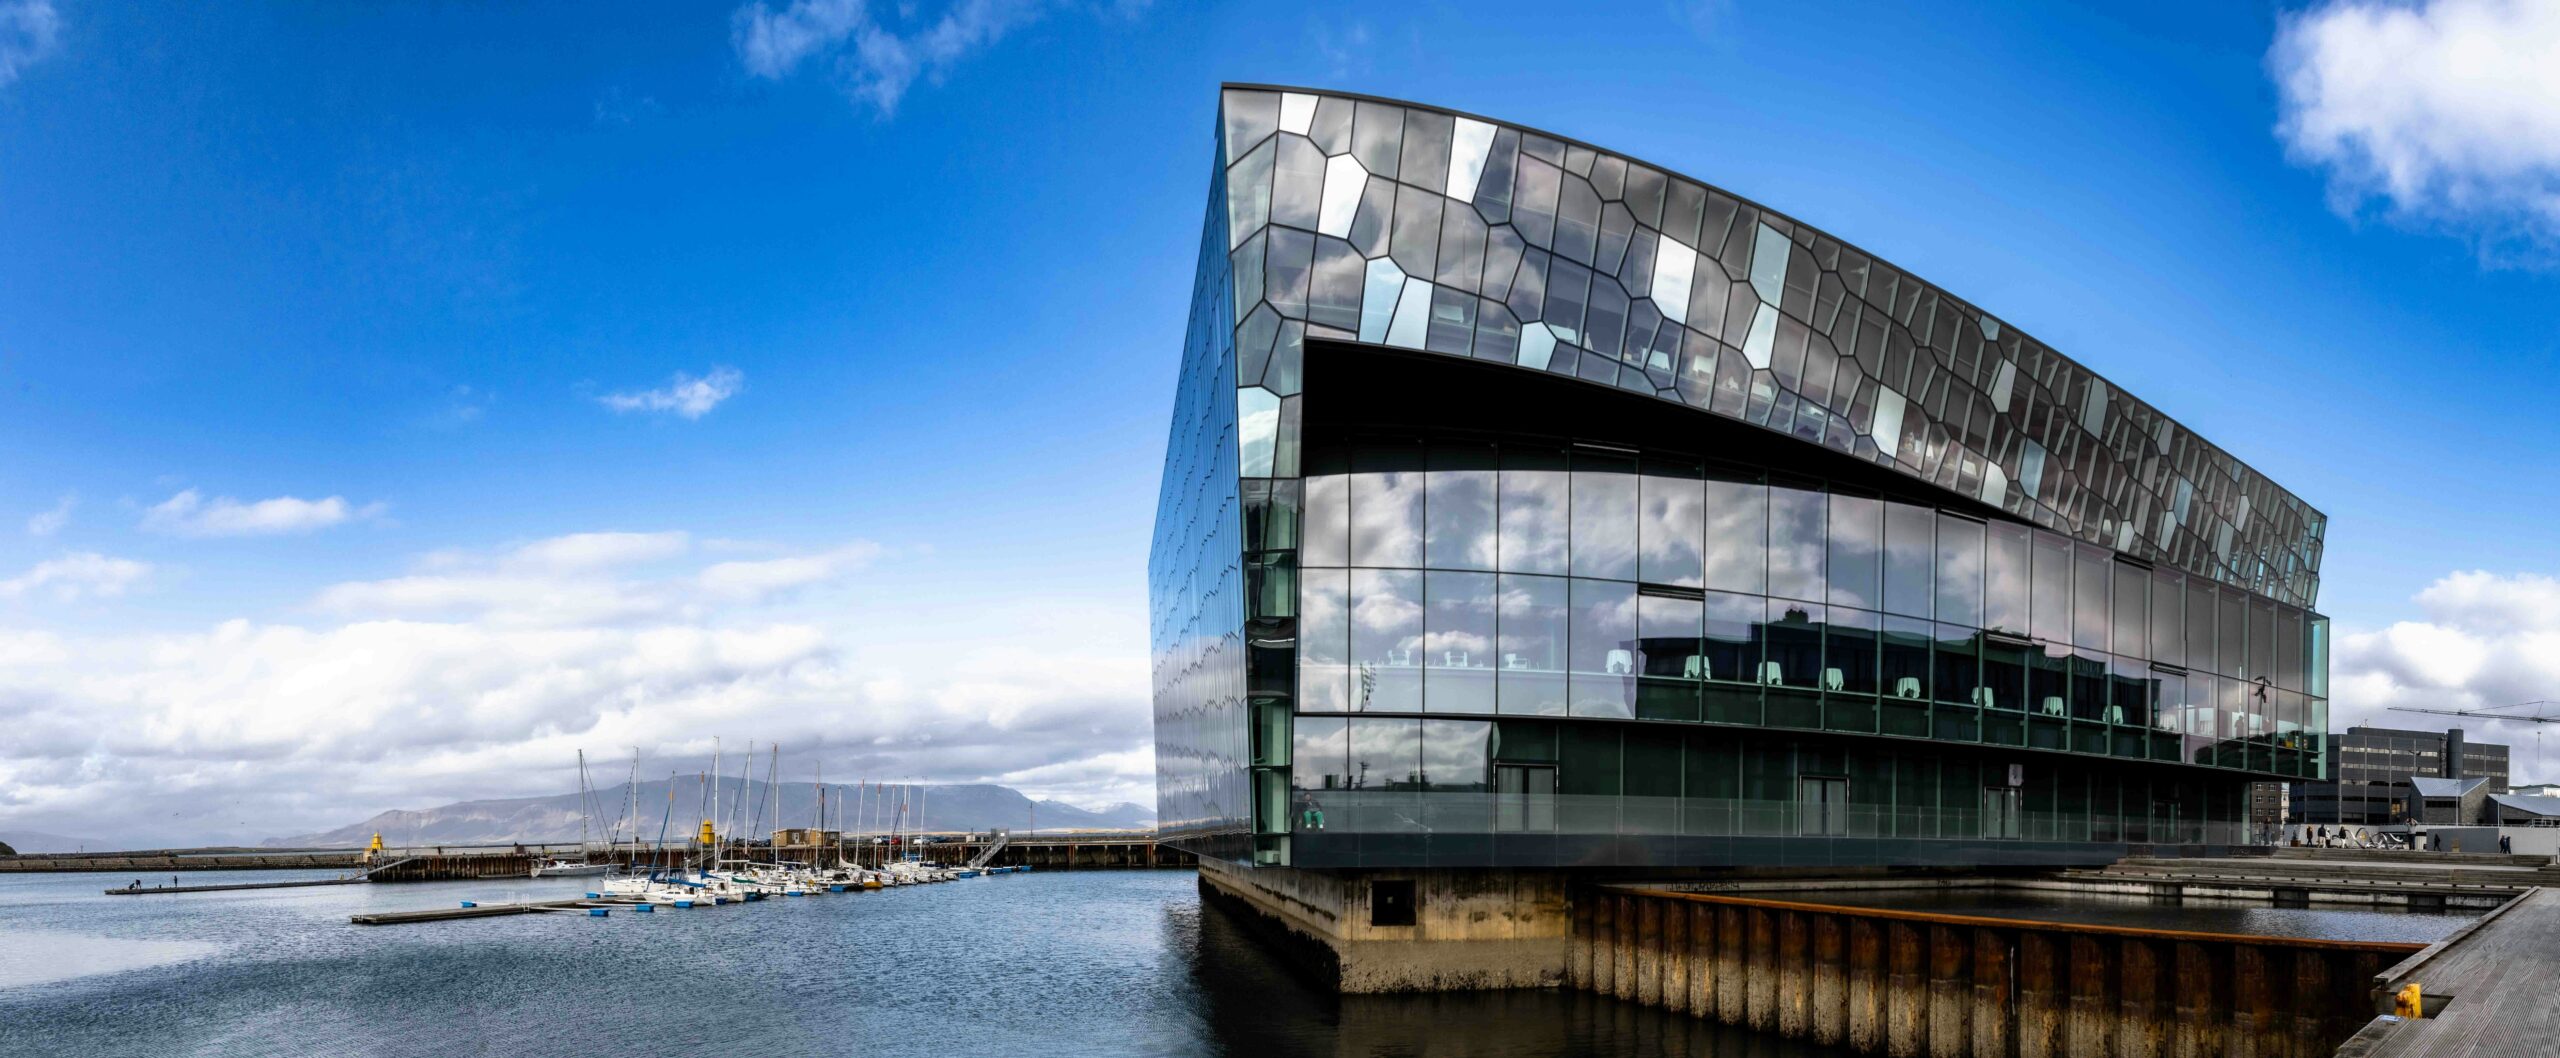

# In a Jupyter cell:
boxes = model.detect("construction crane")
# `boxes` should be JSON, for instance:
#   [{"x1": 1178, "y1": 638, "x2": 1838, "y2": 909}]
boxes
[
  {"x1": 2389, "y1": 700, "x2": 2559, "y2": 786},
  {"x1": 2389, "y1": 700, "x2": 2560, "y2": 724}
]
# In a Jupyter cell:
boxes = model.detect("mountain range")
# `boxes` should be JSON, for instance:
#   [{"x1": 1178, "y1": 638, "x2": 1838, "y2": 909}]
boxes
[
  {"x1": 0, "y1": 830, "x2": 113, "y2": 854},
  {"x1": 261, "y1": 780, "x2": 1152, "y2": 848}
]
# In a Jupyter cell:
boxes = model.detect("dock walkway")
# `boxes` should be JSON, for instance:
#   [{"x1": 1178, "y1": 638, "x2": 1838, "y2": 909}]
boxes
[
  {"x1": 104, "y1": 877, "x2": 360, "y2": 896},
  {"x1": 2340, "y1": 886, "x2": 2560, "y2": 1057}
]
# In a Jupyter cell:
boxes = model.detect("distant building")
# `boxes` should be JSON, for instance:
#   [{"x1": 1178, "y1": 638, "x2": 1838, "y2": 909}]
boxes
[
  {"x1": 2288, "y1": 726, "x2": 2508, "y2": 826},
  {"x1": 2512, "y1": 783, "x2": 2560, "y2": 798},
  {"x1": 2248, "y1": 781, "x2": 2288, "y2": 830}
]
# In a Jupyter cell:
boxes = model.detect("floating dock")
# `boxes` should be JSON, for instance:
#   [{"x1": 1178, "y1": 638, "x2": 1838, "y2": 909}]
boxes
[{"x1": 350, "y1": 898, "x2": 635, "y2": 926}]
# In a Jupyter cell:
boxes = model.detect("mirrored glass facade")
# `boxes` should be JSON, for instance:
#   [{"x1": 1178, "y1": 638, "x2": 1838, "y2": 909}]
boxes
[{"x1": 1153, "y1": 87, "x2": 2330, "y2": 868}]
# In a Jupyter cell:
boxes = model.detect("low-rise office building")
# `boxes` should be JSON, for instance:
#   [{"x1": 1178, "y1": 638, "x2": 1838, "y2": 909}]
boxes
[{"x1": 2289, "y1": 726, "x2": 2508, "y2": 827}]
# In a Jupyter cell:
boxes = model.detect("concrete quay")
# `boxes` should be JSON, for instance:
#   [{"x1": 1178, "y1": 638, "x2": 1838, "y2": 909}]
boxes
[{"x1": 1200, "y1": 847, "x2": 2560, "y2": 1057}]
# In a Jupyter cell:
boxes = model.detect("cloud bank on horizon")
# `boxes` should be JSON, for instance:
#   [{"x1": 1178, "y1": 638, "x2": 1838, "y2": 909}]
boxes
[{"x1": 0, "y1": 528, "x2": 1150, "y2": 848}]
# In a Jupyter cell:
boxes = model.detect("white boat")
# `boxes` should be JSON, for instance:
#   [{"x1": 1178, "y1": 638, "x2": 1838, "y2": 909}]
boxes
[
  {"x1": 531, "y1": 858, "x2": 613, "y2": 878},
  {"x1": 530, "y1": 749, "x2": 623, "y2": 879}
]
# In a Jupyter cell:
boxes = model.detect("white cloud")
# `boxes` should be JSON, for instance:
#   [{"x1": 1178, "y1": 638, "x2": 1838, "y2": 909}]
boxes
[
  {"x1": 25, "y1": 494, "x2": 72, "y2": 537},
  {"x1": 0, "y1": 528, "x2": 1146, "y2": 847},
  {"x1": 731, "y1": 0, "x2": 1066, "y2": 115},
  {"x1": 2334, "y1": 571, "x2": 2560, "y2": 767},
  {"x1": 733, "y1": 0, "x2": 865, "y2": 78},
  {"x1": 142, "y1": 489, "x2": 384, "y2": 538},
  {"x1": 503, "y1": 531, "x2": 691, "y2": 573},
  {"x1": 311, "y1": 531, "x2": 875, "y2": 627},
  {"x1": 0, "y1": 552, "x2": 149, "y2": 602},
  {"x1": 0, "y1": 0, "x2": 60, "y2": 88},
  {"x1": 698, "y1": 542, "x2": 882, "y2": 603},
  {"x1": 2271, "y1": 0, "x2": 2560, "y2": 257},
  {"x1": 598, "y1": 365, "x2": 743, "y2": 419}
]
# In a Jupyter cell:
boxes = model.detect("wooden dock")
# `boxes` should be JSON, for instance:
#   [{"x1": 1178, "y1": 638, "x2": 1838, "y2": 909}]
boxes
[{"x1": 2339, "y1": 886, "x2": 2560, "y2": 1056}]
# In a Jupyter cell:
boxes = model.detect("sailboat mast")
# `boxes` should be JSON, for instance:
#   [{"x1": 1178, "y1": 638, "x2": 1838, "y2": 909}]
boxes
[{"x1": 575, "y1": 749, "x2": 592, "y2": 853}]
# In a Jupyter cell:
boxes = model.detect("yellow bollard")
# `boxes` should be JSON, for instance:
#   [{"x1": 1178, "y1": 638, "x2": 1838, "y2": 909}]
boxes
[{"x1": 2395, "y1": 982, "x2": 2424, "y2": 1018}]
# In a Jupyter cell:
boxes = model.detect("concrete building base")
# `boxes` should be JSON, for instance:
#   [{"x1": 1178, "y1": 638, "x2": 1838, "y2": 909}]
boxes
[{"x1": 1197, "y1": 857, "x2": 1571, "y2": 993}]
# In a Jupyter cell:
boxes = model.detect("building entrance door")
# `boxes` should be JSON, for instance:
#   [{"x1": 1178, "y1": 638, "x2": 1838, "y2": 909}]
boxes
[
  {"x1": 1982, "y1": 786, "x2": 2022, "y2": 839},
  {"x1": 1495, "y1": 764, "x2": 1555, "y2": 832},
  {"x1": 1798, "y1": 776, "x2": 1847, "y2": 836}
]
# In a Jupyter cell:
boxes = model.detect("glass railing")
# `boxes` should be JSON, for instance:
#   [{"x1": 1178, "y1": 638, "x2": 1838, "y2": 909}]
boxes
[{"x1": 1289, "y1": 790, "x2": 2255, "y2": 846}]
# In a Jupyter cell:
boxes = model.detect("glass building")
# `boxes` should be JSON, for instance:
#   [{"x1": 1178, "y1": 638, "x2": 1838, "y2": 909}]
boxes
[{"x1": 1152, "y1": 87, "x2": 2330, "y2": 870}]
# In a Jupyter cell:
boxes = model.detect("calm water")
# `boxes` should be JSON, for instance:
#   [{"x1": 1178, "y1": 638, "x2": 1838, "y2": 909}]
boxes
[
  {"x1": 0, "y1": 869, "x2": 1852, "y2": 1058},
  {"x1": 1777, "y1": 887, "x2": 2482, "y2": 944}
]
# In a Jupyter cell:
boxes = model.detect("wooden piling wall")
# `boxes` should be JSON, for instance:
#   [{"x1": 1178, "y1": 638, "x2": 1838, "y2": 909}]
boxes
[{"x1": 1576, "y1": 886, "x2": 2422, "y2": 1058}]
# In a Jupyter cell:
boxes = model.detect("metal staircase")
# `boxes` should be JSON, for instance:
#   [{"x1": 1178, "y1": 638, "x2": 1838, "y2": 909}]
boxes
[{"x1": 967, "y1": 829, "x2": 1009, "y2": 870}]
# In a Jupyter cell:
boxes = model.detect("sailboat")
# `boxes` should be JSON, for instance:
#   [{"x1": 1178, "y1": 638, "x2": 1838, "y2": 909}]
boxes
[{"x1": 531, "y1": 750, "x2": 618, "y2": 878}]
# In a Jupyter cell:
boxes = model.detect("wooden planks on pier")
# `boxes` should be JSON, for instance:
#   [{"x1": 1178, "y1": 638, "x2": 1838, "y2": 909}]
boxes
[{"x1": 2340, "y1": 887, "x2": 2560, "y2": 1057}]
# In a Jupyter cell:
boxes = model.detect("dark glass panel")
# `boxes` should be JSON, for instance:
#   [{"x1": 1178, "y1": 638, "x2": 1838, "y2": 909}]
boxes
[
  {"x1": 1702, "y1": 590, "x2": 1759, "y2": 690},
  {"x1": 1495, "y1": 573, "x2": 1568, "y2": 715},
  {"x1": 1569, "y1": 450, "x2": 1639, "y2": 580},
  {"x1": 2111, "y1": 563, "x2": 2147, "y2": 659},
  {"x1": 1568, "y1": 578, "x2": 1638, "y2": 719},
  {"x1": 1622, "y1": 728, "x2": 1680, "y2": 834},
  {"x1": 1556, "y1": 173, "x2": 1600, "y2": 265},
  {"x1": 1424, "y1": 443, "x2": 1497, "y2": 571},
  {"x1": 1350, "y1": 100, "x2": 1402, "y2": 180},
  {"x1": 1299, "y1": 567, "x2": 1351, "y2": 712},
  {"x1": 1349, "y1": 569, "x2": 1423, "y2": 712},
  {"x1": 2073, "y1": 545, "x2": 2110, "y2": 652},
  {"x1": 1703, "y1": 477, "x2": 1768, "y2": 594},
  {"x1": 1389, "y1": 184, "x2": 1443, "y2": 281},
  {"x1": 1558, "y1": 724, "x2": 1620, "y2": 834},
  {"x1": 1882, "y1": 502, "x2": 1933, "y2": 619},
  {"x1": 1497, "y1": 445, "x2": 1569, "y2": 574},
  {"x1": 1348, "y1": 444, "x2": 1424, "y2": 568},
  {"x1": 1984, "y1": 521, "x2": 2031, "y2": 636},
  {"x1": 1825, "y1": 608, "x2": 1880, "y2": 734},
  {"x1": 1308, "y1": 236, "x2": 1364, "y2": 331},
  {"x1": 2031, "y1": 532, "x2": 2073, "y2": 645},
  {"x1": 2185, "y1": 578, "x2": 2217, "y2": 675},
  {"x1": 2217, "y1": 586, "x2": 2246, "y2": 678},
  {"x1": 1346, "y1": 718, "x2": 1422, "y2": 831},
  {"x1": 1397, "y1": 109, "x2": 1452, "y2": 195},
  {"x1": 1423, "y1": 570, "x2": 1497, "y2": 714},
  {"x1": 1638, "y1": 459, "x2": 1706, "y2": 588},
  {"x1": 1827, "y1": 493, "x2": 1882, "y2": 610},
  {"x1": 2249, "y1": 597, "x2": 2276, "y2": 685},
  {"x1": 1767, "y1": 484, "x2": 1827, "y2": 602},
  {"x1": 1934, "y1": 514, "x2": 1985, "y2": 628},
  {"x1": 1636, "y1": 594, "x2": 1702, "y2": 722},
  {"x1": 1290, "y1": 715, "x2": 1350, "y2": 793},
  {"x1": 1765, "y1": 599, "x2": 1825, "y2": 689},
  {"x1": 2148, "y1": 568, "x2": 2184, "y2": 669}
]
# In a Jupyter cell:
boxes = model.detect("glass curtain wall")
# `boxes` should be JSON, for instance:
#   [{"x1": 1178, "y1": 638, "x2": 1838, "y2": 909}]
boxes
[{"x1": 1294, "y1": 436, "x2": 2329, "y2": 842}]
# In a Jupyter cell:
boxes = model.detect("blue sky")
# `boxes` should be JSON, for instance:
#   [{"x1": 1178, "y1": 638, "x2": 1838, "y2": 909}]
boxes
[{"x1": 3, "y1": 0, "x2": 2558, "y2": 844}]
